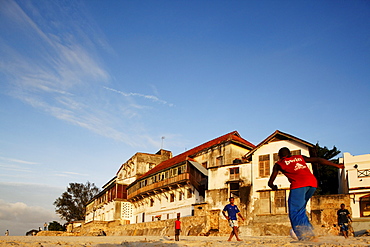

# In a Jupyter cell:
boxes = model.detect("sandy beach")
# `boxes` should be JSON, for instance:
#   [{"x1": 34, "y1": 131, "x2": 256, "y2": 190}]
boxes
[{"x1": 0, "y1": 235, "x2": 369, "y2": 247}]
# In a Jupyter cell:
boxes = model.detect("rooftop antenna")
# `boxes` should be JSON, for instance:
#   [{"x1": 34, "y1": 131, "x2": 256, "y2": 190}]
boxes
[{"x1": 161, "y1": 136, "x2": 165, "y2": 149}]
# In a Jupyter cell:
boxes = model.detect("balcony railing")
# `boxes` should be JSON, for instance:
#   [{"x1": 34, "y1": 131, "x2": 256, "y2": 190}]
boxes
[
  {"x1": 358, "y1": 169, "x2": 370, "y2": 178},
  {"x1": 128, "y1": 173, "x2": 190, "y2": 199}
]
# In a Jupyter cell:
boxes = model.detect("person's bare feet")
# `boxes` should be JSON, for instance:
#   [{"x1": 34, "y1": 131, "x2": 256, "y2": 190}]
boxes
[{"x1": 237, "y1": 239, "x2": 243, "y2": 241}]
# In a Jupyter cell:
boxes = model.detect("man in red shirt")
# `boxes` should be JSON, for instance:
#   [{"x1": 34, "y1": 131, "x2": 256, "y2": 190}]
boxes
[
  {"x1": 268, "y1": 147, "x2": 343, "y2": 241},
  {"x1": 175, "y1": 215, "x2": 181, "y2": 241}
]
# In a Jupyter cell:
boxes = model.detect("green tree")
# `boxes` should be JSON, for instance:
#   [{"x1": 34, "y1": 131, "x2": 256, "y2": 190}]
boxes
[
  {"x1": 48, "y1": 221, "x2": 65, "y2": 231},
  {"x1": 54, "y1": 181, "x2": 100, "y2": 222},
  {"x1": 313, "y1": 143, "x2": 341, "y2": 195}
]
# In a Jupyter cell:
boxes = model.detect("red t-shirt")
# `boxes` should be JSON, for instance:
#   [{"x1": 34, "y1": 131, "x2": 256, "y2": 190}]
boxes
[
  {"x1": 276, "y1": 155, "x2": 317, "y2": 189},
  {"x1": 175, "y1": 220, "x2": 181, "y2": 229}
]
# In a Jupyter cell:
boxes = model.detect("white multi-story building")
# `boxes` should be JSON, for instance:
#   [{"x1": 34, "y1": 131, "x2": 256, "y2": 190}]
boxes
[
  {"x1": 244, "y1": 130, "x2": 315, "y2": 217},
  {"x1": 126, "y1": 131, "x2": 255, "y2": 223},
  {"x1": 339, "y1": 152, "x2": 370, "y2": 218}
]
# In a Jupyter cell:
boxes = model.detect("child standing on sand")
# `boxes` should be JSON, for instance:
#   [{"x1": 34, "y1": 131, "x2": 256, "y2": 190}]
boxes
[{"x1": 175, "y1": 215, "x2": 181, "y2": 241}]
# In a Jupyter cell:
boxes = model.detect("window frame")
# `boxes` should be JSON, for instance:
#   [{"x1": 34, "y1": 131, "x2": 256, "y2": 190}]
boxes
[
  {"x1": 259, "y1": 191, "x2": 271, "y2": 214},
  {"x1": 216, "y1": 156, "x2": 224, "y2": 167},
  {"x1": 274, "y1": 190, "x2": 287, "y2": 214},
  {"x1": 229, "y1": 167, "x2": 240, "y2": 180},
  {"x1": 259, "y1": 154, "x2": 270, "y2": 177}
]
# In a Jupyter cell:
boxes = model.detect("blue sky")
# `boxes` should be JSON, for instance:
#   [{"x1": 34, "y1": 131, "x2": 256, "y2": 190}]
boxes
[{"x1": 0, "y1": 0, "x2": 369, "y2": 235}]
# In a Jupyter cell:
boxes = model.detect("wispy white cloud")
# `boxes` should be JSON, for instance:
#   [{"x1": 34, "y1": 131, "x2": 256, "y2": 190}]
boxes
[
  {"x1": 0, "y1": 0, "x2": 109, "y2": 90},
  {"x1": 0, "y1": 0, "x2": 171, "y2": 150},
  {"x1": 0, "y1": 156, "x2": 39, "y2": 165},
  {"x1": 104, "y1": 86, "x2": 174, "y2": 107},
  {"x1": 0, "y1": 156, "x2": 39, "y2": 174},
  {"x1": 0, "y1": 1, "x2": 135, "y2": 144},
  {"x1": 22, "y1": 95, "x2": 139, "y2": 145},
  {"x1": 0, "y1": 165, "x2": 32, "y2": 173},
  {"x1": 55, "y1": 171, "x2": 89, "y2": 178}
]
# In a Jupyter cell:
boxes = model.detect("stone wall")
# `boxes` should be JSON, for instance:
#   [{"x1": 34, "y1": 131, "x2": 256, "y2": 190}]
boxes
[
  {"x1": 78, "y1": 216, "x2": 211, "y2": 237},
  {"x1": 310, "y1": 194, "x2": 351, "y2": 236},
  {"x1": 73, "y1": 194, "x2": 356, "y2": 237},
  {"x1": 241, "y1": 194, "x2": 352, "y2": 237},
  {"x1": 241, "y1": 215, "x2": 291, "y2": 237},
  {"x1": 37, "y1": 231, "x2": 78, "y2": 236}
]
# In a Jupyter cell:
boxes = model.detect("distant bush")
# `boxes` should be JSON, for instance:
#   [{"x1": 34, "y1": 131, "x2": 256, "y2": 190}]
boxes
[{"x1": 48, "y1": 221, "x2": 66, "y2": 231}]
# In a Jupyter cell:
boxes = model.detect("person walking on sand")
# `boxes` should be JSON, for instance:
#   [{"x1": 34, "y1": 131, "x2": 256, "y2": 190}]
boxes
[
  {"x1": 5, "y1": 230, "x2": 9, "y2": 236},
  {"x1": 222, "y1": 197, "x2": 245, "y2": 241},
  {"x1": 337, "y1": 203, "x2": 351, "y2": 238},
  {"x1": 174, "y1": 215, "x2": 181, "y2": 241},
  {"x1": 268, "y1": 147, "x2": 343, "y2": 241}
]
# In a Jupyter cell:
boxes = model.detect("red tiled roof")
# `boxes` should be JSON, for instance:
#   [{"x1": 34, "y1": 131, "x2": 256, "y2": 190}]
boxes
[{"x1": 134, "y1": 131, "x2": 255, "y2": 182}]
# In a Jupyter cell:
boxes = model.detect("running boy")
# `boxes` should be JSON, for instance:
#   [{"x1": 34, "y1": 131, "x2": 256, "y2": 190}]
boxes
[{"x1": 222, "y1": 197, "x2": 245, "y2": 241}]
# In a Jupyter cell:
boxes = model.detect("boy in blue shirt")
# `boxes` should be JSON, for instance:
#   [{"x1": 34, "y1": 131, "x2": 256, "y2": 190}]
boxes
[{"x1": 222, "y1": 197, "x2": 245, "y2": 241}]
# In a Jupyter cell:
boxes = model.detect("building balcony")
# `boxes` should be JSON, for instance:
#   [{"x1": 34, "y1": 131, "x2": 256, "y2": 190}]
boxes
[{"x1": 128, "y1": 173, "x2": 190, "y2": 200}]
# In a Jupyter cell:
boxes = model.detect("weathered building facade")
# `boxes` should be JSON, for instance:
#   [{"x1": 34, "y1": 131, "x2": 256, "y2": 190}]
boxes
[
  {"x1": 126, "y1": 131, "x2": 255, "y2": 224},
  {"x1": 85, "y1": 150, "x2": 172, "y2": 224},
  {"x1": 204, "y1": 130, "x2": 317, "y2": 235}
]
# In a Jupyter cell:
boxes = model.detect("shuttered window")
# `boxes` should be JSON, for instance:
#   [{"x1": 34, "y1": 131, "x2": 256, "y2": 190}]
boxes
[
  {"x1": 275, "y1": 190, "x2": 287, "y2": 214},
  {"x1": 259, "y1": 191, "x2": 271, "y2": 214},
  {"x1": 259, "y1": 154, "x2": 270, "y2": 177}
]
